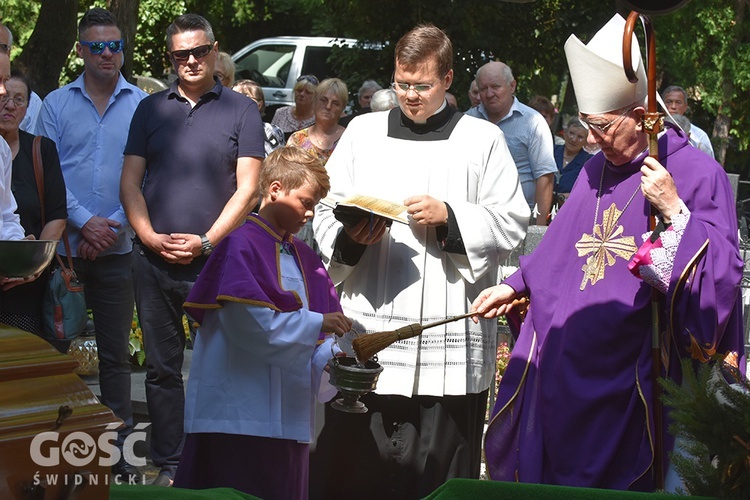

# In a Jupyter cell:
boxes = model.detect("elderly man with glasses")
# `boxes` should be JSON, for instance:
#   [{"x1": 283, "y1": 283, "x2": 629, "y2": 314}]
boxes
[
  {"x1": 120, "y1": 13, "x2": 265, "y2": 487},
  {"x1": 311, "y1": 24, "x2": 528, "y2": 499},
  {"x1": 474, "y1": 14, "x2": 744, "y2": 492},
  {"x1": 35, "y1": 7, "x2": 147, "y2": 483}
]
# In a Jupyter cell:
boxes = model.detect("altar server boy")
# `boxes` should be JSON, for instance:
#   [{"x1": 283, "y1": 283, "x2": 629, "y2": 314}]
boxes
[{"x1": 175, "y1": 147, "x2": 352, "y2": 499}]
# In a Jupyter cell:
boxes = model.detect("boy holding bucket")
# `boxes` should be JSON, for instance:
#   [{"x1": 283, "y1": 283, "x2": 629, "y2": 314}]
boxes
[{"x1": 175, "y1": 147, "x2": 351, "y2": 498}]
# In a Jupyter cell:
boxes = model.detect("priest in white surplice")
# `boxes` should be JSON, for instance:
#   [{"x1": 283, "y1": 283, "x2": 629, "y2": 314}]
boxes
[{"x1": 310, "y1": 25, "x2": 529, "y2": 500}]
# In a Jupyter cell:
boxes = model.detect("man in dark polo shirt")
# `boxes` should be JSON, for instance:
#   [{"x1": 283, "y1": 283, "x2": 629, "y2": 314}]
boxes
[{"x1": 120, "y1": 13, "x2": 264, "y2": 486}]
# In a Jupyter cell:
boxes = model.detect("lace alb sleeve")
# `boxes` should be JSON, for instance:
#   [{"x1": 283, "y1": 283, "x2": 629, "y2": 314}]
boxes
[{"x1": 628, "y1": 200, "x2": 691, "y2": 294}]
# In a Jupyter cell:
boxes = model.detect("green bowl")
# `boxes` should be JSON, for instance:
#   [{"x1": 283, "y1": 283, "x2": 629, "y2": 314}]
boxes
[{"x1": 0, "y1": 240, "x2": 58, "y2": 278}]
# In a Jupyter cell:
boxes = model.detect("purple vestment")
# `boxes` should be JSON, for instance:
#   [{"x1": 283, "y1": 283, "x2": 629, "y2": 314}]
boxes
[
  {"x1": 484, "y1": 127, "x2": 745, "y2": 491},
  {"x1": 184, "y1": 214, "x2": 342, "y2": 336}
]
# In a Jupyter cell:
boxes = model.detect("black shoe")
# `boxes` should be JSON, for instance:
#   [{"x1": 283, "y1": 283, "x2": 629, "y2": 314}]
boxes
[
  {"x1": 150, "y1": 472, "x2": 173, "y2": 487},
  {"x1": 111, "y1": 456, "x2": 142, "y2": 484}
]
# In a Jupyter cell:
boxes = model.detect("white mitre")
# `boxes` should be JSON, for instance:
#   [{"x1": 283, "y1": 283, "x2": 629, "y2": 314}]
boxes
[{"x1": 564, "y1": 14, "x2": 647, "y2": 115}]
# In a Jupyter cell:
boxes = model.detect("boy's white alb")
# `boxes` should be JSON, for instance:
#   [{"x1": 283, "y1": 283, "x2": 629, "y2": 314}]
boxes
[{"x1": 565, "y1": 14, "x2": 648, "y2": 115}]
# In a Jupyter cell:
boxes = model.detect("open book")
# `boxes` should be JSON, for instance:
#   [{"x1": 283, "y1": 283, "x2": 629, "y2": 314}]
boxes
[{"x1": 320, "y1": 195, "x2": 409, "y2": 227}]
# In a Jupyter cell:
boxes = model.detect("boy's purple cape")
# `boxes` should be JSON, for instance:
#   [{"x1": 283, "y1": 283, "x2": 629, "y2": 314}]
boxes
[
  {"x1": 184, "y1": 214, "x2": 341, "y2": 341},
  {"x1": 486, "y1": 127, "x2": 746, "y2": 491}
]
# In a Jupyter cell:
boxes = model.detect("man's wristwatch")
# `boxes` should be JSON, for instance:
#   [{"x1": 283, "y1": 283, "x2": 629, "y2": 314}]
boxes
[{"x1": 200, "y1": 234, "x2": 214, "y2": 256}]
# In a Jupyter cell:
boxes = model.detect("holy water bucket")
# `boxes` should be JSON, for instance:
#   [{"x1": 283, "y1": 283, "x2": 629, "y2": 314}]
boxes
[{"x1": 327, "y1": 356, "x2": 383, "y2": 413}]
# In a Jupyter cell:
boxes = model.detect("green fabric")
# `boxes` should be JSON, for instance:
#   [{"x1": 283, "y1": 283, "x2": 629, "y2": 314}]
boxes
[
  {"x1": 112, "y1": 479, "x2": 712, "y2": 499},
  {"x1": 424, "y1": 479, "x2": 710, "y2": 499},
  {"x1": 110, "y1": 484, "x2": 259, "y2": 499}
]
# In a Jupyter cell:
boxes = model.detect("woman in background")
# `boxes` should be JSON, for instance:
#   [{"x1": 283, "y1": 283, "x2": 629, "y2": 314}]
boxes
[
  {"x1": 271, "y1": 75, "x2": 318, "y2": 140},
  {"x1": 339, "y1": 79, "x2": 381, "y2": 127},
  {"x1": 553, "y1": 118, "x2": 591, "y2": 207},
  {"x1": 215, "y1": 51, "x2": 235, "y2": 87},
  {"x1": 0, "y1": 73, "x2": 67, "y2": 334},
  {"x1": 233, "y1": 79, "x2": 285, "y2": 155},
  {"x1": 286, "y1": 78, "x2": 347, "y2": 251},
  {"x1": 287, "y1": 78, "x2": 348, "y2": 164}
]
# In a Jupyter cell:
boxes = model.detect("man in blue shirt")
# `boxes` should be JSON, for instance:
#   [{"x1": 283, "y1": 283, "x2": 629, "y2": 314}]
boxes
[
  {"x1": 467, "y1": 61, "x2": 557, "y2": 225},
  {"x1": 120, "y1": 13, "x2": 265, "y2": 487},
  {"x1": 35, "y1": 8, "x2": 147, "y2": 482}
]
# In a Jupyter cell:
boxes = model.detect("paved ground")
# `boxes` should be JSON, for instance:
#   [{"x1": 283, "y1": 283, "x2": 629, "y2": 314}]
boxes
[{"x1": 83, "y1": 349, "x2": 193, "y2": 484}]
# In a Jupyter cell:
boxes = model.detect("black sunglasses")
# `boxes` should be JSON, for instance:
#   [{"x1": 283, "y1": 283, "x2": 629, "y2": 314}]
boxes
[
  {"x1": 0, "y1": 43, "x2": 9, "y2": 54},
  {"x1": 297, "y1": 74, "x2": 319, "y2": 86},
  {"x1": 80, "y1": 40, "x2": 124, "y2": 55},
  {"x1": 170, "y1": 44, "x2": 213, "y2": 62}
]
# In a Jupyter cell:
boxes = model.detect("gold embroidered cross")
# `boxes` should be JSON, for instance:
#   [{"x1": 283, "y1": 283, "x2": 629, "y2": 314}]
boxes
[{"x1": 575, "y1": 203, "x2": 638, "y2": 290}]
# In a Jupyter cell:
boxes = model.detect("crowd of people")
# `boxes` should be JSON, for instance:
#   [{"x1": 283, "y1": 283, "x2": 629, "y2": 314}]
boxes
[{"x1": 0, "y1": 7, "x2": 744, "y2": 500}]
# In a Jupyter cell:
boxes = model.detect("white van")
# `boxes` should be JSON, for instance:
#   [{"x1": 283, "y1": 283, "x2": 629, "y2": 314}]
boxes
[{"x1": 232, "y1": 36, "x2": 361, "y2": 116}]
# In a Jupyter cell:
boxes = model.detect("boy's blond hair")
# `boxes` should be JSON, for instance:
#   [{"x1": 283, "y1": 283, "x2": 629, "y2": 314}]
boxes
[{"x1": 259, "y1": 147, "x2": 330, "y2": 199}]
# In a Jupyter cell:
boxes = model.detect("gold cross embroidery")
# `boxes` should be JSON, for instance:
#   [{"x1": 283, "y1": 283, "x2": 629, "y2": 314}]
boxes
[{"x1": 575, "y1": 203, "x2": 638, "y2": 290}]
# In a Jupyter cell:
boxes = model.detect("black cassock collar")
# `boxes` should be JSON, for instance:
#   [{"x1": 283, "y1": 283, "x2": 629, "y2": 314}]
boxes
[{"x1": 387, "y1": 102, "x2": 462, "y2": 141}]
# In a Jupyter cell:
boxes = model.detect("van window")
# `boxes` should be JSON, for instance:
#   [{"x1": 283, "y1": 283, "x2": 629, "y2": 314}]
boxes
[
  {"x1": 301, "y1": 46, "x2": 334, "y2": 82},
  {"x1": 234, "y1": 44, "x2": 295, "y2": 88}
]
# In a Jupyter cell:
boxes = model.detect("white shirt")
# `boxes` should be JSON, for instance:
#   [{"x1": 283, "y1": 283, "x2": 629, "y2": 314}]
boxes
[
  {"x1": 688, "y1": 123, "x2": 715, "y2": 158},
  {"x1": 183, "y1": 252, "x2": 336, "y2": 443},
  {"x1": 466, "y1": 97, "x2": 558, "y2": 208},
  {"x1": 0, "y1": 137, "x2": 24, "y2": 240},
  {"x1": 19, "y1": 91, "x2": 42, "y2": 134}
]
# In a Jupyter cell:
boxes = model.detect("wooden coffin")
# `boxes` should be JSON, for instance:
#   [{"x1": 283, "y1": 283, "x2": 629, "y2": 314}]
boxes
[{"x1": 0, "y1": 324, "x2": 122, "y2": 499}]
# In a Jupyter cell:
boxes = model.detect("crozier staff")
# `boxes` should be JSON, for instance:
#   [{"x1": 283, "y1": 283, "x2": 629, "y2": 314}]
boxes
[{"x1": 473, "y1": 13, "x2": 745, "y2": 492}]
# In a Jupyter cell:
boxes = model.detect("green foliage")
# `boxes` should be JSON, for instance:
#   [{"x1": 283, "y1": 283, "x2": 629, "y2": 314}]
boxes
[
  {"x1": 5, "y1": 0, "x2": 749, "y2": 164},
  {"x1": 8, "y1": 0, "x2": 270, "y2": 85},
  {"x1": 232, "y1": 0, "x2": 260, "y2": 25},
  {"x1": 660, "y1": 358, "x2": 750, "y2": 497},
  {"x1": 297, "y1": 0, "x2": 615, "y2": 111},
  {"x1": 132, "y1": 0, "x2": 186, "y2": 79},
  {"x1": 0, "y1": 0, "x2": 40, "y2": 57},
  {"x1": 56, "y1": 0, "x2": 186, "y2": 83},
  {"x1": 658, "y1": 0, "x2": 750, "y2": 154}
]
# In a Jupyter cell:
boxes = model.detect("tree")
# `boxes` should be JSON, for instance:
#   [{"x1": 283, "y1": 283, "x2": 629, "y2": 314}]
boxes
[
  {"x1": 109, "y1": 0, "x2": 141, "y2": 81},
  {"x1": 13, "y1": 0, "x2": 79, "y2": 98},
  {"x1": 657, "y1": 0, "x2": 750, "y2": 168},
  {"x1": 298, "y1": 0, "x2": 617, "y2": 110},
  {"x1": 4, "y1": 0, "x2": 749, "y2": 170},
  {"x1": 6, "y1": 0, "x2": 275, "y2": 92}
]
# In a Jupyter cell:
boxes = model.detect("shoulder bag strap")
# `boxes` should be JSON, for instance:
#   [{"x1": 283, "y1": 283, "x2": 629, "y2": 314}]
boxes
[
  {"x1": 57, "y1": 230, "x2": 75, "y2": 273},
  {"x1": 32, "y1": 136, "x2": 46, "y2": 227},
  {"x1": 33, "y1": 136, "x2": 75, "y2": 273}
]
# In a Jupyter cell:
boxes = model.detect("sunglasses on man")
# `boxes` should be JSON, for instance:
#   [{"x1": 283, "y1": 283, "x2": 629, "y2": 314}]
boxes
[
  {"x1": 170, "y1": 44, "x2": 213, "y2": 63},
  {"x1": 80, "y1": 40, "x2": 124, "y2": 55}
]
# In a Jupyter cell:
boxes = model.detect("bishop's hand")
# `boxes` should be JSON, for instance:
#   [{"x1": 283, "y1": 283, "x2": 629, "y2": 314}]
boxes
[
  {"x1": 470, "y1": 284, "x2": 518, "y2": 322},
  {"x1": 640, "y1": 157, "x2": 681, "y2": 222}
]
